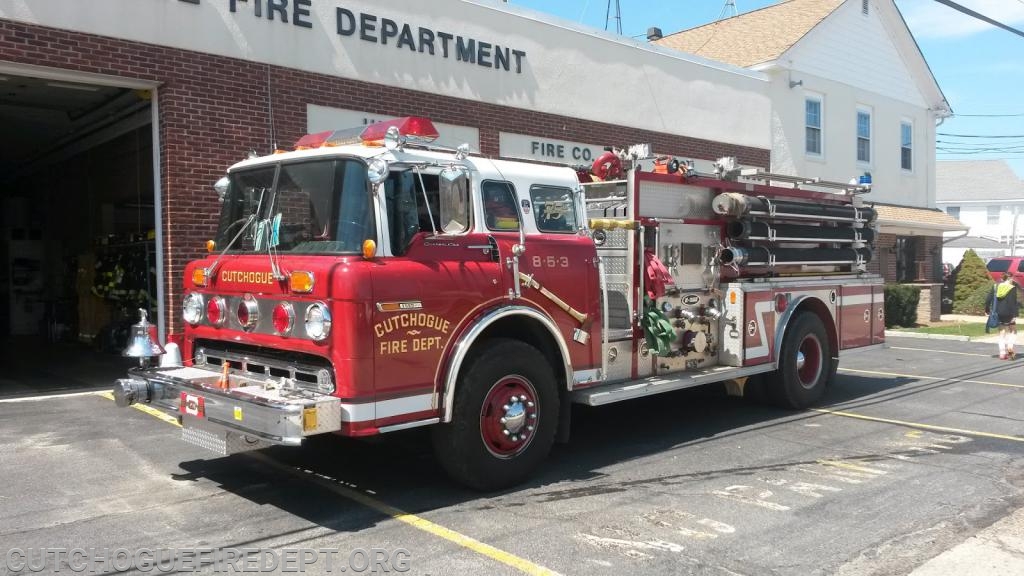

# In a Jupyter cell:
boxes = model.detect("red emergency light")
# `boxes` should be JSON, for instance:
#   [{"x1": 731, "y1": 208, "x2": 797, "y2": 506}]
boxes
[
  {"x1": 359, "y1": 116, "x2": 439, "y2": 145},
  {"x1": 294, "y1": 130, "x2": 334, "y2": 150},
  {"x1": 293, "y1": 116, "x2": 440, "y2": 150}
]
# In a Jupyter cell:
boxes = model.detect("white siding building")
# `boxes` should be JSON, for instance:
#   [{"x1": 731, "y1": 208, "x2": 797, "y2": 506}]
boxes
[
  {"x1": 656, "y1": 0, "x2": 964, "y2": 284},
  {"x1": 936, "y1": 160, "x2": 1024, "y2": 264}
]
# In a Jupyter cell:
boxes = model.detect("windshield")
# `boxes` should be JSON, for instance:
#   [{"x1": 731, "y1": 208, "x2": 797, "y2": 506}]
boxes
[{"x1": 214, "y1": 159, "x2": 374, "y2": 254}]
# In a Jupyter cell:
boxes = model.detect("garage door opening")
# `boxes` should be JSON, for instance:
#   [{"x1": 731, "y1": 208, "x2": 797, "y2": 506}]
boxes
[{"x1": 0, "y1": 74, "x2": 158, "y2": 397}]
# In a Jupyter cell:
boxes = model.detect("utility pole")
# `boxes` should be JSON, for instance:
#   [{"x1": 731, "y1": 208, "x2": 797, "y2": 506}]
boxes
[
  {"x1": 1012, "y1": 205, "x2": 1020, "y2": 256},
  {"x1": 720, "y1": 0, "x2": 738, "y2": 20},
  {"x1": 605, "y1": 0, "x2": 622, "y2": 34}
]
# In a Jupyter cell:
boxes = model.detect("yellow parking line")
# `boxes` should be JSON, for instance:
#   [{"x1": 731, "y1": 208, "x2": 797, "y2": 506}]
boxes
[
  {"x1": 248, "y1": 454, "x2": 561, "y2": 576},
  {"x1": 0, "y1": 390, "x2": 109, "y2": 403},
  {"x1": 838, "y1": 368, "x2": 1024, "y2": 390},
  {"x1": 96, "y1": 392, "x2": 561, "y2": 575},
  {"x1": 96, "y1": 391, "x2": 182, "y2": 427},
  {"x1": 887, "y1": 346, "x2": 992, "y2": 358},
  {"x1": 812, "y1": 408, "x2": 1024, "y2": 443}
]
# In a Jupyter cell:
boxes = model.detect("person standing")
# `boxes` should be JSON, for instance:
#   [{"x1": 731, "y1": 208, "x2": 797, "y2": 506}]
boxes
[{"x1": 986, "y1": 273, "x2": 1019, "y2": 359}]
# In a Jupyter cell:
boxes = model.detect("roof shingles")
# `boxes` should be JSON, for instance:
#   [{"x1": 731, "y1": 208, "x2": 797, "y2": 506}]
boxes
[
  {"x1": 935, "y1": 160, "x2": 1024, "y2": 202},
  {"x1": 874, "y1": 204, "x2": 967, "y2": 231},
  {"x1": 654, "y1": 0, "x2": 844, "y2": 67}
]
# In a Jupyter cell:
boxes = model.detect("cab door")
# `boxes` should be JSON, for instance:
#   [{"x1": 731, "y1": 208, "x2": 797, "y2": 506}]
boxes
[
  {"x1": 369, "y1": 169, "x2": 505, "y2": 426},
  {"x1": 484, "y1": 180, "x2": 600, "y2": 380}
]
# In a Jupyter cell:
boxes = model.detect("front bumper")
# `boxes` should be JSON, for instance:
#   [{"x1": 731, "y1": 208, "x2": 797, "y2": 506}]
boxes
[{"x1": 113, "y1": 366, "x2": 341, "y2": 454}]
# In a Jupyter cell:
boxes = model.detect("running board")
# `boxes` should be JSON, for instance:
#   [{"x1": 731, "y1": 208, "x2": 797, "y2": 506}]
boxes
[{"x1": 572, "y1": 364, "x2": 774, "y2": 406}]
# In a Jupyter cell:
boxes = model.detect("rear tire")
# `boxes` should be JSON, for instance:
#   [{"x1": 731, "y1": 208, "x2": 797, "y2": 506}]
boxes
[
  {"x1": 432, "y1": 338, "x2": 559, "y2": 491},
  {"x1": 767, "y1": 312, "x2": 832, "y2": 409}
]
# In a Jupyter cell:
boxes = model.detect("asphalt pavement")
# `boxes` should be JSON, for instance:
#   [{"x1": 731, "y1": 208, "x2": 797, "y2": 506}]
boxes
[{"x1": 1, "y1": 340, "x2": 1023, "y2": 575}]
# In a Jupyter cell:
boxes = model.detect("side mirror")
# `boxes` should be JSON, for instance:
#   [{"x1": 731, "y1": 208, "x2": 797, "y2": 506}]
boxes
[
  {"x1": 439, "y1": 167, "x2": 470, "y2": 234},
  {"x1": 213, "y1": 176, "x2": 230, "y2": 203}
]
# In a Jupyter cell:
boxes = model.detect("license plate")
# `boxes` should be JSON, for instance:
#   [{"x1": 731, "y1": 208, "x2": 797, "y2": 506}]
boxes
[{"x1": 180, "y1": 392, "x2": 205, "y2": 418}]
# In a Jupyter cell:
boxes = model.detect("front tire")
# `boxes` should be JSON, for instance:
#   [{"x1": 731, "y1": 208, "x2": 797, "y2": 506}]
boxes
[
  {"x1": 432, "y1": 338, "x2": 559, "y2": 491},
  {"x1": 767, "y1": 312, "x2": 832, "y2": 409}
]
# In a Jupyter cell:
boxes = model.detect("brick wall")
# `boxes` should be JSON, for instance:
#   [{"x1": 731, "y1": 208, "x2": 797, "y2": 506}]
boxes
[
  {"x1": 871, "y1": 233, "x2": 943, "y2": 284},
  {"x1": 870, "y1": 233, "x2": 895, "y2": 281},
  {"x1": 1, "y1": 19, "x2": 771, "y2": 334}
]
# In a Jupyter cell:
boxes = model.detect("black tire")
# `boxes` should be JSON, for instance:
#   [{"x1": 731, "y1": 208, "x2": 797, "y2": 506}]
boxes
[
  {"x1": 431, "y1": 338, "x2": 559, "y2": 491},
  {"x1": 766, "y1": 312, "x2": 832, "y2": 409}
]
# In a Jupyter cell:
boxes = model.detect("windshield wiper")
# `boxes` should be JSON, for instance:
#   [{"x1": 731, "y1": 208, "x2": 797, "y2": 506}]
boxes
[{"x1": 206, "y1": 186, "x2": 268, "y2": 277}]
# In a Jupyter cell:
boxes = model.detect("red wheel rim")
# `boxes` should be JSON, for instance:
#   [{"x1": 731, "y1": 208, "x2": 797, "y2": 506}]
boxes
[
  {"x1": 480, "y1": 376, "x2": 539, "y2": 459},
  {"x1": 797, "y1": 334, "x2": 823, "y2": 389}
]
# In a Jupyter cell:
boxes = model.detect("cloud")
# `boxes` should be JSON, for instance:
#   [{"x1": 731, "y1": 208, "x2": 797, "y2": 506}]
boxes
[{"x1": 897, "y1": 0, "x2": 1024, "y2": 39}]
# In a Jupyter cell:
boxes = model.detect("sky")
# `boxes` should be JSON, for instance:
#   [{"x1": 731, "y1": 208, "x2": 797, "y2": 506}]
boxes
[{"x1": 503, "y1": 0, "x2": 1024, "y2": 179}]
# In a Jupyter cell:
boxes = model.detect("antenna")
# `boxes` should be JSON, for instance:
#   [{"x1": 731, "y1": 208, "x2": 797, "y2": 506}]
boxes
[
  {"x1": 605, "y1": 0, "x2": 622, "y2": 34},
  {"x1": 719, "y1": 0, "x2": 738, "y2": 20}
]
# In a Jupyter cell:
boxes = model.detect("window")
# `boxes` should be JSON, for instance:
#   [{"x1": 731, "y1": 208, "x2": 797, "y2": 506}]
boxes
[
  {"x1": 805, "y1": 98, "x2": 822, "y2": 156},
  {"x1": 856, "y1": 109, "x2": 871, "y2": 164},
  {"x1": 482, "y1": 181, "x2": 520, "y2": 231},
  {"x1": 900, "y1": 121, "x2": 913, "y2": 171},
  {"x1": 946, "y1": 206, "x2": 960, "y2": 219},
  {"x1": 529, "y1": 185, "x2": 577, "y2": 233},
  {"x1": 987, "y1": 258, "x2": 1011, "y2": 273},
  {"x1": 383, "y1": 170, "x2": 441, "y2": 255},
  {"x1": 988, "y1": 205, "x2": 1000, "y2": 225},
  {"x1": 895, "y1": 236, "x2": 919, "y2": 282}
]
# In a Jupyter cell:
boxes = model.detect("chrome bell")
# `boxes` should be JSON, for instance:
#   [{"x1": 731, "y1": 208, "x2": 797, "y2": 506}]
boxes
[{"x1": 123, "y1": 309, "x2": 164, "y2": 366}]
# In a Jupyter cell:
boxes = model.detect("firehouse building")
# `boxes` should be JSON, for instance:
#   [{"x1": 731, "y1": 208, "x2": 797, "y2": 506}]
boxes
[{"x1": 0, "y1": 0, "x2": 940, "y2": 376}]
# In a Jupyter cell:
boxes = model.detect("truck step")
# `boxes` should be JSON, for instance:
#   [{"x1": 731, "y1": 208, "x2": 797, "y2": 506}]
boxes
[{"x1": 572, "y1": 364, "x2": 773, "y2": 406}]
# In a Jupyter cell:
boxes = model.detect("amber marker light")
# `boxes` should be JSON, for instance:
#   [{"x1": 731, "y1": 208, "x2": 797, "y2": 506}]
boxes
[
  {"x1": 206, "y1": 239, "x2": 216, "y2": 253},
  {"x1": 362, "y1": 239, "x2": 377, "y2": 259},
  {"x1": 289, "y1": 271, "x2": 315, "y2": 294},
  {"x1": 192, "y1": 268, "x2": 208, "y2": 287}
]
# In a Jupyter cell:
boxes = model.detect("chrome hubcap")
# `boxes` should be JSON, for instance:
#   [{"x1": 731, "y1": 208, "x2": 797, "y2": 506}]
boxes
[
  {"x1": 796, "y1": 351, "x2": 806, "y2": 371},
  {"x1": 481, "y1": 377, "x2": 539, "y2": 458},
  {"x1": 501, "y1": 396, "x2": 529, "y2": 436}
]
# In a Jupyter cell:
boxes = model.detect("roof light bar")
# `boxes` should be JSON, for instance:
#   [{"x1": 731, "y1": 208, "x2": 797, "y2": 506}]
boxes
[
  {"x1": 293, "y1": 117, "x2": 440, "y2": 150},
  {"x1": 360, "y1": 117, "x2": 439, "y2": 145}
]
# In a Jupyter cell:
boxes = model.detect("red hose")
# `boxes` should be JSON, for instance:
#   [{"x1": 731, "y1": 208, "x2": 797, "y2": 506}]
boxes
[{"x1": 591, "y1": 151, "x2": 623, "y2": 181}]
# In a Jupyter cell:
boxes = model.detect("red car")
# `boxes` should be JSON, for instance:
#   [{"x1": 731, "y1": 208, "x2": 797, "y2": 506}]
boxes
[{"x1": 986, "y1": 256, "x2": 1024, "y2": 284}]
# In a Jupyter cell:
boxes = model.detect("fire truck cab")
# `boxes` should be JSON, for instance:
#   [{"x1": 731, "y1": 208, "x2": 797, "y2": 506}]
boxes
[{"x1": 113, "y1": 117, "x2": 883, "y2": 490}]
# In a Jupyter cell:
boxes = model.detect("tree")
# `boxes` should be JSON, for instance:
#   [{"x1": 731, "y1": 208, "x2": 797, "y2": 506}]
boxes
[{"x1": 952, "y1": 250, "x2": 993, "y2": 315}]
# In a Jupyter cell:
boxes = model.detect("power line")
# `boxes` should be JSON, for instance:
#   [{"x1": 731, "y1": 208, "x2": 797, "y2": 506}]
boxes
[
  {"x1": 938, "y1": 132, "x2": 1024, "y2": 139},
  {"x1": 954, "y1": 112, "x2": 1024, "y2": 118},
  {"x1": 931, "y1": 0, "x2": 1024, "y2": 39}
]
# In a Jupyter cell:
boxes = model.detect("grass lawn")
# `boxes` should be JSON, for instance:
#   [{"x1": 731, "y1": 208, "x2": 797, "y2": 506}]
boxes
[{"x1": 891, "y1": 322, "x2": 989, "y2": 337}]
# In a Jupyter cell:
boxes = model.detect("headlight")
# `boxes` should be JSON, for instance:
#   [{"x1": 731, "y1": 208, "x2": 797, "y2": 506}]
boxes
[
  {"x1": 305, "y1": 302, "x2": 332, "y2": 341},
  {"x1": 183, "y1": 293, "x2": 204, "y2": 325}
]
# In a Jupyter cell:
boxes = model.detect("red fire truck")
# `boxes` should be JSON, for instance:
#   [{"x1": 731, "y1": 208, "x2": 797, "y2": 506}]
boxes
[{"x1": 113, "y1": 117, "x2": 884, "y2": 490}]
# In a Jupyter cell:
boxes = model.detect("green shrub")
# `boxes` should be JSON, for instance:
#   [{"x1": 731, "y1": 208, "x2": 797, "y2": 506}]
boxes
[
  {"x1": 884, "y1": 284, "x2": 921, "y2": 328},
  {"x1": 957, "y1": 283, "x2": 993, "y2": 316},
  {"x1": 953, "y1": 250, "x2": 992, "y2": 314}
]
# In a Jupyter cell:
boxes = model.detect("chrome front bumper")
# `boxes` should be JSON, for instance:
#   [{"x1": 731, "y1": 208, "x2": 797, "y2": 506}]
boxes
[{"x1": 113, "y1": 366, "x2": 341, "y2": 454}]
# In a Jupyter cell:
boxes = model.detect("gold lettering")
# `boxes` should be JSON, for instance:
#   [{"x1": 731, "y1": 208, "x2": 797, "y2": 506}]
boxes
[
  {"x1": 219, "y1": 270, "x2": 273, "y2": 285},
  {"x1": 373, "y1": 313, "x2": 453, "y2": 344}
]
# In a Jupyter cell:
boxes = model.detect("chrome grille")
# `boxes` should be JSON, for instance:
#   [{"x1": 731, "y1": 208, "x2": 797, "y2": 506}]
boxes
[{"x1": 195, "y1": 346, "x2": 334, "y2": 394}]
